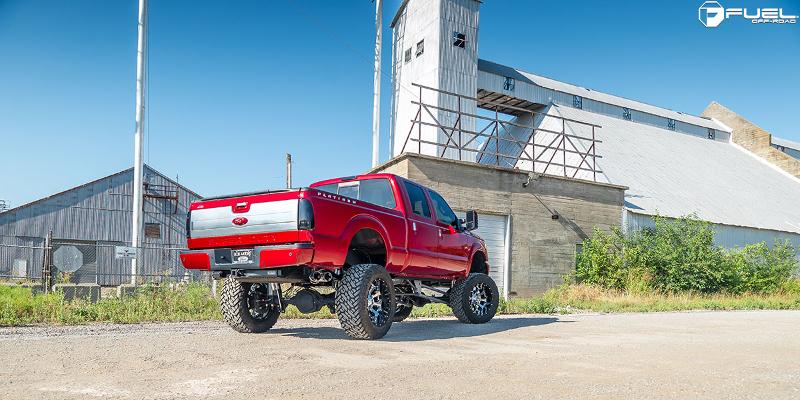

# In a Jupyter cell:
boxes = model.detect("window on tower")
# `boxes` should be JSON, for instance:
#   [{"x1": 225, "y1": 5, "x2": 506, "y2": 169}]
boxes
[
  {"x1": 453, "y1": 31, "x2": 466, "y2": 48},
  {"x1": 503, "y1": 77, "x2": 515, "y2": 91},
  {"x1": 622, "y1": 107, "x2": 631, "y2": 120},
  {"x1": 667, "y1": 118, "x2": 676, "y2": 130},
  {"x1": 416, "y1": 40, "x2": 424, "y2": 57},
  {"x1": 404, "y1": 48, "x2": 411, "y2": 63},
  {"x1": 573, "y1": 95, "x2": 582, "y2": 109},
  {"x1": 708, "y1": 128, "x2": 716, "y2": 140}
]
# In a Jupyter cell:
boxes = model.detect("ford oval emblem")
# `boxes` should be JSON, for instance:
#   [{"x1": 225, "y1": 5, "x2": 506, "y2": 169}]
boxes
[{"x1": 232, "y1": 217, "x2": 248, "y2": 226}]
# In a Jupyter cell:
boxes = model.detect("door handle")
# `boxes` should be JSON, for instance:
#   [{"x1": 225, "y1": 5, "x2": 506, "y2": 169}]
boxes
[
  {"x1": 412, "y1": 222, "x2": 417, "y2": 232},
  {"x1": 438, "y1": 229, "x2": 443, "y2": 238}
]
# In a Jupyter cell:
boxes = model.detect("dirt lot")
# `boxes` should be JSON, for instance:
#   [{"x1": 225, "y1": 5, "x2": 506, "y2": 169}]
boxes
[{"x1": 1, "y1": 311, "x2": 798, "y2": 399}]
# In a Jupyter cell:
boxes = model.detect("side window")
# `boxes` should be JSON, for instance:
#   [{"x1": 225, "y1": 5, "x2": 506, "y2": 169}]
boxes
[
  {"x1": 428, "y1": 190, "x2": 457, "y2": 226},
  {"x1": 359, "y1": 179, "x2": 396, "y2": 209},
  {"x1": 403, "y1": 181, "x2": 431, "y2": 219},
  {"x1": 315, "y1": 183, "x2": 337, "y2": 194}
]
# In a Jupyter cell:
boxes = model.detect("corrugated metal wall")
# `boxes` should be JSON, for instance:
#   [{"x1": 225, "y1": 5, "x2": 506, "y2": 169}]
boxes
[
  {"x1": 773, "y1": 144, "x2": 800, "y2": 160},
  {"x1": 477, "y1": 70, "x2": 731, "y2": 143},
  {"x1": 0, "y1": 166, "x2": 201, "y2": 284},
  {"x1": 436, "y1": 0, "x2": 480, "y2": 161},
  {"x1": 625, "y1": 210, "x2": 800, "y2": 261},
  {"x1": 391, "y1": 0, "x2": 481, "y2": 160}
]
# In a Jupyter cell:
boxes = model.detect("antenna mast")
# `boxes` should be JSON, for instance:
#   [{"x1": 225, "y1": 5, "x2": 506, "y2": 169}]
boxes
[
  {"x1": 130, "y1": 0, "x2": 148, "y2": 285},
  {"x1": 371, "y1": 0, "x2": 382, "y2": 168}
]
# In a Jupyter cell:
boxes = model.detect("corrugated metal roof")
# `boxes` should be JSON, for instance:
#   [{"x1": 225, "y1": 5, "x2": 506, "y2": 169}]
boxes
[
  {"x1": 772, "y1": 136, "x2": 800, "y2": 151},
  {"x1": 478, "y1": 59, "x2": 730, "y2": 133},
  {"x1": 549, "y1": 105, "x2": 800, "y2": 234},
  {"x1": 1, "y1": 165, "x2": 202, "y2": 216}
]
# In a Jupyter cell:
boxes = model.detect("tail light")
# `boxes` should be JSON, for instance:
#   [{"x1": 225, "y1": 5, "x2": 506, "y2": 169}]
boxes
[
  {"x1": 186, "y1": 211, "x2": 192, "y2": 239},
  {"x1": 298, "y1": 199, "x2": 314, "y2": 230}
]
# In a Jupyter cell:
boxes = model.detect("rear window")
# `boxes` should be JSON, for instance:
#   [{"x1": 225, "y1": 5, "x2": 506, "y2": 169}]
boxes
[
  {"x1": 314, "y1": 179, "x2": 396, "y2": 209},
  {"x1": 315, "y1": 183, "x2": 338, "y2": 194}
]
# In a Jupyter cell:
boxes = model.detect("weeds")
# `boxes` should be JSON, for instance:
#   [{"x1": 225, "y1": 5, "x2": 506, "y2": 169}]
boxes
[
  {"x1": 0, "y1": 283, "x2": 220, "y2": 326},
  {"x1": 4, "y1": 281, "x2": 799, "y2": 327}
]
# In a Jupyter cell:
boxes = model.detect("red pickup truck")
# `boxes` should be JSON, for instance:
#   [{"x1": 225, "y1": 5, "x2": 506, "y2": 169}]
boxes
[{"x1": 180, "y1": 173, "x2": 498, "y2": 339}]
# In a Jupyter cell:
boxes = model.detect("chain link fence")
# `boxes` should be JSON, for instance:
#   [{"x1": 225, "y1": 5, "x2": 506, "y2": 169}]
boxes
[{"x1": 0, "y1": 234, "x2": 209, "y2": 288}]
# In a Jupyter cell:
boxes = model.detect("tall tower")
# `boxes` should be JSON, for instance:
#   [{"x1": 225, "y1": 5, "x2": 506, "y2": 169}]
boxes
[{"x1": 389, "y1": 0, "x2": 480, "y2": 160}]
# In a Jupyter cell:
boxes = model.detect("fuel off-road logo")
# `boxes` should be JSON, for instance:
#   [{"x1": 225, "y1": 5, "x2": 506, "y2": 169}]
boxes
[{"x1": 698, "y1": 1, "x2": 797, "y2": 27}]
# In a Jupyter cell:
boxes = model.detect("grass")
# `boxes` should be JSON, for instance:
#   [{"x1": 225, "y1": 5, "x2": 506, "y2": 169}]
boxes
[
  {"x1": 1, "y1": 281, "x2": 799, "y2": 326},
  {"x1": 0, "y1": 283, "x2": 220, "y2": 326},
  {"x1": 538, "y1": 283, "x2": 800, "y2": 313}
]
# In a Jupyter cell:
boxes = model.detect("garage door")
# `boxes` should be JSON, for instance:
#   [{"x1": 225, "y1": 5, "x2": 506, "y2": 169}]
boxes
[{"x1": 459, "y1": 212, "x2": 508, "y2": 298}]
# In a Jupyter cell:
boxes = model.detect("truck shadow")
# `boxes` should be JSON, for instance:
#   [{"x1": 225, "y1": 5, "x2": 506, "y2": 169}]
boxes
[{"x1": 270, "y1": 316, "x2": 561, "y2": 341}]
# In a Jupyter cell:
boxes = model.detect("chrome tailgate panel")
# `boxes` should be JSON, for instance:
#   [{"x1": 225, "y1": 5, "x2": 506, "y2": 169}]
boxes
[{"x1": 191, "y1": 199, "x2": 298, "y2": 238}]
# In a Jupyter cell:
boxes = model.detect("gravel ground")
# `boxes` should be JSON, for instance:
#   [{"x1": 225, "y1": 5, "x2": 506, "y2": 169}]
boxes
[{"x1": 1, "y1": 311, "x2": 799, "y2": 399}]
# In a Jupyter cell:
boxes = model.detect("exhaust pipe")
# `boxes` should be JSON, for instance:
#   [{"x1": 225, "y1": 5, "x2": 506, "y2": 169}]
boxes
[{"x1": 309, "y1": 270, "x2": 333, "y2": 284}]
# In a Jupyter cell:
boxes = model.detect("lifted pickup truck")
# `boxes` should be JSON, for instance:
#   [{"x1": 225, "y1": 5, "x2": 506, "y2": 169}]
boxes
[{"x1": 180, "y1": 173, "x2": 498, "y2": 339}]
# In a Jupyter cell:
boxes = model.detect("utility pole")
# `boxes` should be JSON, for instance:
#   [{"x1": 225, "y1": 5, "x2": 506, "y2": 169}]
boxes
[
  {"x1": 286, "y1": 153, "x2": 292, "y2": 188},
  {"x1": 130, "y1": 0, "x2": 147, "y2": 286},
  {"x1": 371, "y1": 0, "x2": 382, "y2": 168}
]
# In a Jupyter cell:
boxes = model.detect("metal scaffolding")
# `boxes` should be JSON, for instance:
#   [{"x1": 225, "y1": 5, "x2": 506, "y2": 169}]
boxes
[{"x1": 401, "y1": 83, "x2": 604, "y2": 182}]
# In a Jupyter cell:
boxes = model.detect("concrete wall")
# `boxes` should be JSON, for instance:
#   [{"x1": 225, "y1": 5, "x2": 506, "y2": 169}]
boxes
[
  {"x1": 702, "y1": 102, "x2": 800, "y2": 179},
  {"x1": 373, "y1": 153, "x2": 626, "y2": 296}
]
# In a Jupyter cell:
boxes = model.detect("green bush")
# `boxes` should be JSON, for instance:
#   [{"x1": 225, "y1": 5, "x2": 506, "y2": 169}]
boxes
[
  {"x1": 575, "y1": 215, "x2": 799, "y2": 294},
  {"x1": 726, "y1": 241, "x2": 798, "y2": 293}
]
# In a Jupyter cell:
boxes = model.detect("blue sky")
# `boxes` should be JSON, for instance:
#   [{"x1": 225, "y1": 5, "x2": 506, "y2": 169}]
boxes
[{"x1": 1, "y1": 0, "x2": 798, "y2": 207}]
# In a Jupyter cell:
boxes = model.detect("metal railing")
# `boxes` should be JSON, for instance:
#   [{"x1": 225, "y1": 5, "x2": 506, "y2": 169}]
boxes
[{"x1": 401, "y1": 83, "x2": 604, "y2": 182}]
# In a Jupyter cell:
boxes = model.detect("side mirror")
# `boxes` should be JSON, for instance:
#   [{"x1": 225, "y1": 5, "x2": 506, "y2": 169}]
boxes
[{"x1": 465, "y1": 210, "x2": 478, "y2": 231}]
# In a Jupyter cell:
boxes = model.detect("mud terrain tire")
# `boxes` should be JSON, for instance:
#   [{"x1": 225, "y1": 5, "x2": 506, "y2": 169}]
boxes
[
  {"x1": 336, "y1": 264, "x2": 396, "y2": 339},
  {"x1": 220, "y1": 277, "x2": 280, "y2": 333},
  {"x1": 450, "y1": 273, "x2": 499, "y2": 324}
]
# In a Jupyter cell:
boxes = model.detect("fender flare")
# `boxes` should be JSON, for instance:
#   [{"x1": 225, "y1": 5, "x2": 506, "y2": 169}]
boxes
[
  {"x1": 335, "y1": 214, "x2": 392, "y2": 266},
  {"x1": 468, "y1": 244, "x2": 489, "y2": 275}
]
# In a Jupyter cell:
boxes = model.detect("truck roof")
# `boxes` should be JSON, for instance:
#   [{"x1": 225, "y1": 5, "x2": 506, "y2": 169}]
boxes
[{"x1": 309, "y1": 173, "x2": 400, "y2": 188}]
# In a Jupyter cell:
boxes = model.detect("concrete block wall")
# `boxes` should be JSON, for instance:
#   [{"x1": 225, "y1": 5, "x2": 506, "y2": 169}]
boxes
[
  {"x1": 372, "y1": 154, "x2": 626, "y2": 296},
  {"x1": 702, "y1": 102, "x2": 800, "y2": 179}
]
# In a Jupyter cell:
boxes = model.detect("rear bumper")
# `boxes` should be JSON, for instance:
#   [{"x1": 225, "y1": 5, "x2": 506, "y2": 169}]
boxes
[{"x1": 180, "y1": 243, "x2": 314, "y2": 270}]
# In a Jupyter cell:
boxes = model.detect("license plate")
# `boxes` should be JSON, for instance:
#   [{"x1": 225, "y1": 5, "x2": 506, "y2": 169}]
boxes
[{"x1": 231, "y1": 249, "x2": 254, "y2": 264}]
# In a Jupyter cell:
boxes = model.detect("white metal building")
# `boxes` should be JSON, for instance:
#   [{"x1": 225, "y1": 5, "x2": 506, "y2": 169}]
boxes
[{"x1": 387, "y1": 0, "x2": 800, "y2": 265}]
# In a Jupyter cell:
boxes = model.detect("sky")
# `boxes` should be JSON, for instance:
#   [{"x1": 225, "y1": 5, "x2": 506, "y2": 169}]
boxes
[{"x1": 1, "y1": 0, "x2": 798, "y2": 208}]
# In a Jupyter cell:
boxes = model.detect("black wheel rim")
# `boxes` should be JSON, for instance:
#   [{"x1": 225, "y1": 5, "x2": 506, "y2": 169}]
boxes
[
  {"x1": 247, "y1": 283, "x2": 274, "y2": 320},
  {"x1": 469, "y1": 282, "x2": 493, "y2": 317},
  {"x1": 367, "y1": 278, "x2": 390, "y2": 327}
]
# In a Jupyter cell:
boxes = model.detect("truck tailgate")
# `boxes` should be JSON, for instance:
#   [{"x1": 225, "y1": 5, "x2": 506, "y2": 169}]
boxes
[
  {"x1": 191, "y1": 199, "x2": 298, "y2": 238},
  {"x1": 188, "y1": 190, "x2": 304, "y2": 246}
]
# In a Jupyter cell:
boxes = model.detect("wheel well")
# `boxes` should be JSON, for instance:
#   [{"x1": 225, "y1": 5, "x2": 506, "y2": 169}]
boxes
[
  {"x1": 344, "y1": 229, "x2": 387, "y2": 268},
  {"x1": 470, "y1": 251, "x2": 488, "y2": 274}
]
